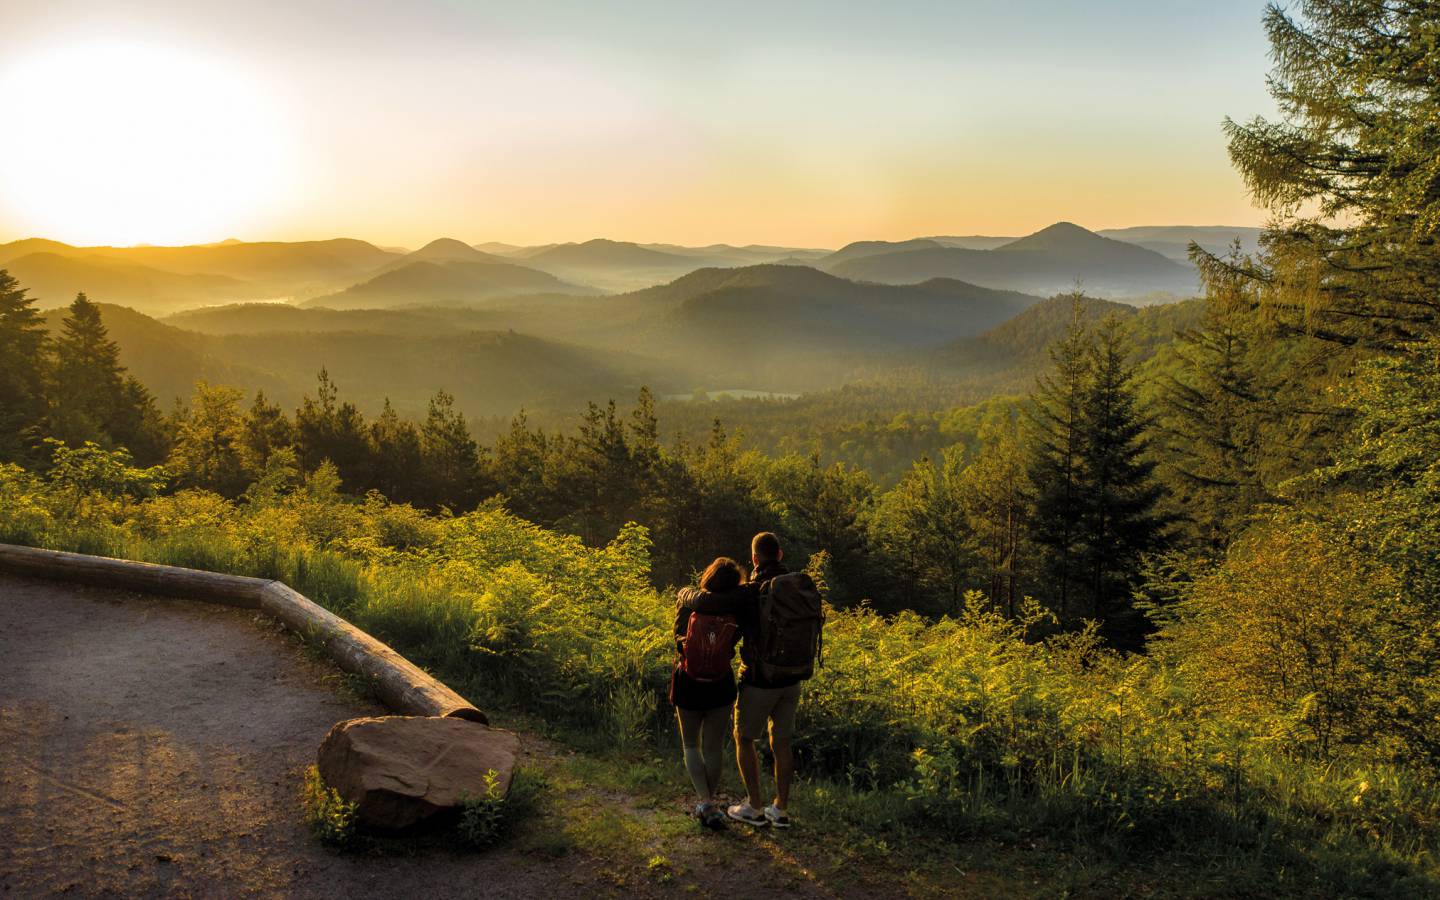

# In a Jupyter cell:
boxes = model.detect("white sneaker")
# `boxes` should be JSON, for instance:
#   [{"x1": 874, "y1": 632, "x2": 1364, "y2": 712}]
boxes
[
  {"x1": 764, "y1": 804, "x2": 791, "y2": 828},
  {"x1": 726, "y1": 802, "x2": 768, "y2": 826}
]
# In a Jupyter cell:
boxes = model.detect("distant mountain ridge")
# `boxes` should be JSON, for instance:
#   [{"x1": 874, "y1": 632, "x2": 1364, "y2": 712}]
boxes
[
  {"x1": 1095, "y1": 225, "x2": 1264, "y2": 262},
  {"x1": 0, "y1": 224, "x2": 1254, "y2": 317},
  {"x1": 306, "y1": 259, "x2": 593, "y2": 308},
  {"x1": 6, "y1": 252, "x2": 257, "y2": 313},
  {"x1": 829, "y1": 222, "x2": 1199, "y2": 299},
  {"x1": 0, "y1": 237, "x2": 402, "y2": 312}
]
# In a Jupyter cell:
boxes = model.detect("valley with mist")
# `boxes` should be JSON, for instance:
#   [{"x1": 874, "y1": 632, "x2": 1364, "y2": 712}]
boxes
[{"x1": 5, "y1": 221, "x2": 1240, "y2": 436}]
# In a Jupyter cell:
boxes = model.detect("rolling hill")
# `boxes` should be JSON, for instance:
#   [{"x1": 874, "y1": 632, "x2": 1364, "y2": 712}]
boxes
[
  {"x1": 829, "y1": 222, "x2": 1199, "y2": 298},
  {"x1": 567, "y1": 264, "x2": 1042, "y2": 390},
  {"x1": 525, "y1": 238, "x2": 690, "y2": 270},
  {"x1": 820, "y1": 239, "x2": 948, "y2": 267},
  {"x1": 639, "y1": 264, "x2": 1037, "y2": 346},
  {"x1": 304, "y1": 259, "x2": 593, "y2": 308},
  {"x1": 9, "y1": 253, "x2": 258, "y2": 313},
  {"x1": 638, "y1": 243, "x2": 832, "y2": 264},
  {"x1": 63, "y1": 303, "x2": 673, "y2": 421},
  {"x1": 925, "y1": 235, "x2": 1017, "y2": 250},
  {"x1": 0, "y1": 237, "x2": 404, "y2": 310},
  {"x1": 518, "y1": 239, "x2": 722, "y2": 291},
  {"x1": 2, "y1": 238, "x2": 397, "y2": 284},
  {"x1": 403, "y1": 237, "x2": 505, "y2": 264},
  {"x1": 355, "y1": 237, "x2": 522, "y2": 281},
  {"x1": 163, "y1": 303, "x2": 509, "y2": 336},
  {"x1": 927, "y1": 291, "x2": 1205, "y2": 391}
]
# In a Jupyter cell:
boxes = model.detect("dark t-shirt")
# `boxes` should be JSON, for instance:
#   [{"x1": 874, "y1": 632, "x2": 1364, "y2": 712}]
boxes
[{"x1": 678, "y1": 561, "x2": 801, "y2": 690}]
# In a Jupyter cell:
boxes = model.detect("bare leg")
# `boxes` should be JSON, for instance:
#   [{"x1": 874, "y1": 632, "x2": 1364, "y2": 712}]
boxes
[
  {"x1": 701, "y1": 705, "x2": 728, "y2": 796},
  {"x1": 735, "y1": 730, "x2": 764, "y2": 808},
  {"x1": 676, "y1": 708, "x2": 712, "y2": 802},
  {"x1": 771, "y1": 734, "x2": 794, "y2": 810}
]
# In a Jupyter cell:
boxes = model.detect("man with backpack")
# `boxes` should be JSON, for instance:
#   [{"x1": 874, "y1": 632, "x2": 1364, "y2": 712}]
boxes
[{"x1": 679, "y1": 532, "x2": 824, "y2": 828}]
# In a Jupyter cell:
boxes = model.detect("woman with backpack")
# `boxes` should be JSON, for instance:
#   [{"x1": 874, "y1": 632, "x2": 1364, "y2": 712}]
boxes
[{"x1": 670, "y1": 557, "x2": 745, "y2": 829}]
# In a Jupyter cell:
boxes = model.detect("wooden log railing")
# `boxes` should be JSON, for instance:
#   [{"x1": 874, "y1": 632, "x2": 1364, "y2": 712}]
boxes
[{"x1": 0, "y1": 543, "x2": 486, "y2": 724}]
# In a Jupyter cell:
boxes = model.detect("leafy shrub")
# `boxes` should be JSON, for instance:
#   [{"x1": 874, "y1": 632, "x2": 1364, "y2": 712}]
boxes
[
  {"x1": 458, "y1": 768, "x2": 540, "y2": 850},
  {"x1": 301, "y1": 766, "x2": 357, "y2": 849},
  {"x1": 2, "y1": 445, "x2": 1436, "y2": 890}
]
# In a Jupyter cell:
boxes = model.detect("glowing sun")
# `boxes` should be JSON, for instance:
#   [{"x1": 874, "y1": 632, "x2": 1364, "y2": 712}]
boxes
[{"x1": 0, "y1": 40, "x2": 295, "y2": 246}]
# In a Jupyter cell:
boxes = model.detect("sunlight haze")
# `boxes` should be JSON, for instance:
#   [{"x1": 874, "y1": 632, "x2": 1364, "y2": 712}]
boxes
[{"x1": 1, "y1": 0, "x2": 1277, "y2": 247}]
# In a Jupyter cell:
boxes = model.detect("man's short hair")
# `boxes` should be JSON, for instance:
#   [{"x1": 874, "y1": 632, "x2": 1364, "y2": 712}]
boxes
[{"x1": 751, "y1": 532, "x2": 781, "y2": 563}]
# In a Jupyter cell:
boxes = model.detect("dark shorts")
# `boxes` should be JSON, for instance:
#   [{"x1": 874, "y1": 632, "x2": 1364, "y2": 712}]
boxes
[
  {"x1": 669, "y1": 666, "x2": 737, "y2": 712},
  {"x1": 734, "y1": 682, "x2": 801, "y2": 742}
]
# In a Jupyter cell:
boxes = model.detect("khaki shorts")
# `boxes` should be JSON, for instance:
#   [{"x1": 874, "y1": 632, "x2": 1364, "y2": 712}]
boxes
[{"x1": 734, "y1": 682, "x2": 801, "y2": 743}]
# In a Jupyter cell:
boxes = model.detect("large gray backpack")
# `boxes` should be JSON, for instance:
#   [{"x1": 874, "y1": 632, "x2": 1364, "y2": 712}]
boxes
[{"x1": 755, "y1": 572, "x2": 825, "y2": 682}]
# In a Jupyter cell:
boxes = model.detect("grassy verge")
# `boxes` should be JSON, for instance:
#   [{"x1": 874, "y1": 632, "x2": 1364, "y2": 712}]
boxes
[{"x1": 3, "y1": 465, "x2": 1436, "y2": 897}]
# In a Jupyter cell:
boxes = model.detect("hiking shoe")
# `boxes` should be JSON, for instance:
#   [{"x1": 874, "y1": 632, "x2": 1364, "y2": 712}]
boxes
[
  {"x1": 727, "y1": 802, "x2": 768, "y2": 827},
  {"x1": 764, "y1": 804, "x2": 791, "y2": 828},
  {"x1": 702, "y1": 804, "x2": 729, "y2": 830},
  {"x1": 694, "y1": 801, "x2": 715, "y2": 828}
]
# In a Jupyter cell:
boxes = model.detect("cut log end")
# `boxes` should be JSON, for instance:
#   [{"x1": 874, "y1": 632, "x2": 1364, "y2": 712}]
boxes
[{"x1": 444, "y1": 706, "x2": 490, "y2": 725}]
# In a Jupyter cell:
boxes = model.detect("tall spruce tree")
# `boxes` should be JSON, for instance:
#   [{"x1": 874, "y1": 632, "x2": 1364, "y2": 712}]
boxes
[
  {"x1": 240, "y1": 390, "x2": 295, "y2": 479},
  {"x1": 1161, "y1": 247, "x2": 1273, "y2": 549},
  {"x1": 0, "y1": 270, "x2": 49, "y2": 462},
  {"x1": 1026, "y1": 294, "x2": 1092, "y2": 617},
  {"x1": 369, "y1": 398, "x2": 423, "y2": 505},
  {"x1": 295, "y1": 369, "x2": 372, "y2": 490},
  {"x1": 960, "y1": 418, "x2": 1029, "y2": 618},
  {"x1": 49, "y1": 293, "x2": 164, "y2": 462},
  {"x1": 419, "y1": 390, "x2": 485, "y2": 509},
  {"x1": 1076, "y1": 316, "x2": 1168, "y2": 646},
  {"x1": 1213, "y1": 0, "x2": 1440, "y2": 347}
]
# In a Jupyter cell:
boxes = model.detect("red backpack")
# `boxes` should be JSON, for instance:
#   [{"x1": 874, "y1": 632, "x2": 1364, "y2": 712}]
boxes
[{"x1": 680, "y1": 612, "x2": 739, "y2": 682}]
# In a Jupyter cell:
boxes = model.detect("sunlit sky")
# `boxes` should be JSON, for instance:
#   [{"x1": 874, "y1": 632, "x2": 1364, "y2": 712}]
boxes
[{"x1": 0, "y1": 0, "x2": 1277, "y2": 249}]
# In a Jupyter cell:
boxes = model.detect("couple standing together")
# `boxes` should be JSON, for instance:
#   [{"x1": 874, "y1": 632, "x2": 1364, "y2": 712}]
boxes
[{"x1": 670, "y1": 532, "x2": 825, "y2": 830}]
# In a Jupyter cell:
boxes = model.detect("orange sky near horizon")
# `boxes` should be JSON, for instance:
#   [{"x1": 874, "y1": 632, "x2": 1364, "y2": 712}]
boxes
[{"x1": 0, "y1": 1, "x2": 1276, "y2": 250}]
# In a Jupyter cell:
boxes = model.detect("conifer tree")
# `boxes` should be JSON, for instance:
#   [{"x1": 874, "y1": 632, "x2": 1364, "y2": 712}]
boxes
[
  {"x1": 492, "y1": 409, "x2": 552, "y2": 522},
  {"x1": 240, "y1": 390, "x2": 295, "y2": 479},
  {"x1": 49, "y1": 293, "x2": 163, "y2": 462},
  {"x1": 960, "y1": 418, "x2": 1029, "y2": 617},
  {"x1": 0, "y1": 270, "x2": 49, "y2": 462},
  {"x1": 1025, "y1": 295, "x2": 1092, "y2": 617},
  {"x1": 295, "y1": 369, "x2": 372, "y2": 490},
  {"x1": 420, "y1": 390, "x2": 485, "y2": 509},
  {"x1": 868, "y1": 460, "x2": 936, "y2": 612},
  {"x1": 1076, "y1": 316, "x2": 1168, "y2": 645},
  {"x1": 1214, "y1": 0, "x2": 1440, "y2": 347},
  {"x1": 560, "y1": 400, "x2": 634, "y2": 543},
  {"x1": 1161, "y1": 249, "x2": 1272, "y2": 548},
  {"x1": 369, "y1": 398, "x2": 423, "y2": 505}
]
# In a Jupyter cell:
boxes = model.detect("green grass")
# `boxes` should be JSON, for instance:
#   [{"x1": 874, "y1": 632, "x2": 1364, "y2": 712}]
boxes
[{"x1": 4, "y1": 463, "x2": 1438, "y2": 897}]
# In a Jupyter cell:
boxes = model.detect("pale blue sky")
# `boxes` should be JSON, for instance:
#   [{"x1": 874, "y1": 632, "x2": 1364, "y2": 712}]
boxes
[{"x1": 1, "y1": 0, "x2": 1278, "y2": 247}]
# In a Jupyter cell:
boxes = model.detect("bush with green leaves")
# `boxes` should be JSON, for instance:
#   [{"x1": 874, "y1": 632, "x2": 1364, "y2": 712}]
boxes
[
  {"x1": 3, "y1": 438, "x2": 1437, "y2": 891},
  {"x1": 301, "y1": 766, "x2": 357, "y2": 849}
]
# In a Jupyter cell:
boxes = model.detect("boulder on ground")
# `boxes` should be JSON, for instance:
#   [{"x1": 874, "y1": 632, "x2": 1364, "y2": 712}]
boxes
[{"x1": 317, "y1": 715, "x2": 520, "y2": 830}]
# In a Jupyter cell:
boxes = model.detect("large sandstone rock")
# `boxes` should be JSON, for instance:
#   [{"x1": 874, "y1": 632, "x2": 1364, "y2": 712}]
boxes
[{"x1": 317, "y1": 716, "x2": 520, "y2": 830}]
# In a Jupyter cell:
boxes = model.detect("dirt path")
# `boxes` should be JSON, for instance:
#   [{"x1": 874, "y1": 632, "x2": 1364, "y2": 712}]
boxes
[
  {"x1": 0, "y1": 573, "x2": 600, "y2": 898},
  {"x1": 0, "y1": 572, "x2": 1039, "y2": 899}
]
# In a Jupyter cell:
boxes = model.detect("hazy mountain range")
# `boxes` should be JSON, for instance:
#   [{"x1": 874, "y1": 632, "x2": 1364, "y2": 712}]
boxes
[
  {"x1": 0, "y1": 221, "x2": 1253, "y2": 424},
  {"x1": 824, "y1": 223, "x2": 1202, "y2": 298},
  {"x1": 0, "y1": 222, "x2": 1262, "y2": 316}
]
